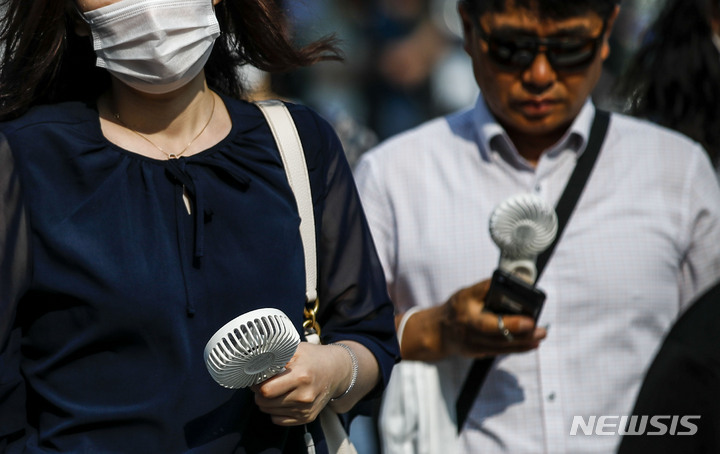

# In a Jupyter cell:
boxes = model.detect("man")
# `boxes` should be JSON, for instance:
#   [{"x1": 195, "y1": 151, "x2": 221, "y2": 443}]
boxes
[{"x1": 354, "y1": 0, "x2": 720, "y2": 453}]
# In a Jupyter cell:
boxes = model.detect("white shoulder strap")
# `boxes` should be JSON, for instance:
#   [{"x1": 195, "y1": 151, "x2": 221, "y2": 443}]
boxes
[
  {"x1": 255, "y1": 100, "x2": 317, "y2": 303},
  {"x1": 256, "y1": 100, "x2": 358, "y2": 454}
]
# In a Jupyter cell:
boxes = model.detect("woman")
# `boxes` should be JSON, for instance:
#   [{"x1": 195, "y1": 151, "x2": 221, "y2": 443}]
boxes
[{"x1": 0, "y1": 0, "x2": 399, "y2": 452}]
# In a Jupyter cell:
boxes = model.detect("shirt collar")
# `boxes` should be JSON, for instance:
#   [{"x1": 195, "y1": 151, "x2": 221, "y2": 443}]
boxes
[{"x1": 472, "y1": 95, "x2": 597, "y2": 165}]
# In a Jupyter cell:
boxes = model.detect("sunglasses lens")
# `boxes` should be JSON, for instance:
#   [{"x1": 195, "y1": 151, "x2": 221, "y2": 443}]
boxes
[
  {"x1": 489, "y1": 40, "x2": 537, "y2": 68},
  {"x1": 548, "y1": 40, "x2": 598, "y2": 69}
]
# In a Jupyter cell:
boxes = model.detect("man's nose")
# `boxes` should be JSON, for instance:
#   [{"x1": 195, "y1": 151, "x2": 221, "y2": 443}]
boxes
[{"x1": 521, "y1": 50, "x2": 556, "y2": 93}]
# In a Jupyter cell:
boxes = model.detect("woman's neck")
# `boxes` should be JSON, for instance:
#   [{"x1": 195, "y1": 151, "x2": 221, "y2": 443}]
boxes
[{"x1": 97, "y1": 73, "x2": 230, "y2": 160}]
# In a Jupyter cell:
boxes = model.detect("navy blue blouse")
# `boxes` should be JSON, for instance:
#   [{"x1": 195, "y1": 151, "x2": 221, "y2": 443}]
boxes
[{"x1": 0, "y1": 96, "x2": 398, "y2": 453}]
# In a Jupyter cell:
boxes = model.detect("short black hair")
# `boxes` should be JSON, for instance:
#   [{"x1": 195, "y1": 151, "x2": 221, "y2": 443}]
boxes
[{"x1": 460, "y1": 0, "x2": 619, "y2": 21}]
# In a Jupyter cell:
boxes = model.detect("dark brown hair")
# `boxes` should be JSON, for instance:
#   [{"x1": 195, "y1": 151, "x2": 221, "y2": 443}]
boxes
[
  {"x1": 459, "y1": 0, "x2": 620, "y2": 21},
  {"x1": 0, "y1": 0, "x2": 342, "y2": 121}
]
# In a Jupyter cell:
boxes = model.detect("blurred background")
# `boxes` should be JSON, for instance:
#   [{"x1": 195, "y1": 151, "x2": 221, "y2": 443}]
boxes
[{"x1": 242, "y1": 0, "x2": 662, "y2": 167}]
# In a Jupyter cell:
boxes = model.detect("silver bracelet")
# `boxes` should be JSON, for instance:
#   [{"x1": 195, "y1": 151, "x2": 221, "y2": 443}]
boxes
[{"x1": 330, "y1": 343, "x2": 358, "y2": 401}]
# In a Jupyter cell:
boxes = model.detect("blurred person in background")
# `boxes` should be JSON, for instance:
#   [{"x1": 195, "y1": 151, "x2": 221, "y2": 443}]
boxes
[
  {"x1": 354, "y1": 0, "x2": 480, "y2": 141},
  {"x1": 613, "y1": 0, "x2": 720, "y2": 172},
  {"x1": 280, "y1": 0, "x2": 478, "y2": 164}
]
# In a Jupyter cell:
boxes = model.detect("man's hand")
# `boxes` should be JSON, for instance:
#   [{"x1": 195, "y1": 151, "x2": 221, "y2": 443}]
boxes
[
  {"x1": 440, "y1": 279, "x2": 546, "y2": 358},
  {"x1": 398, "y1": 279, "x2": 547, "y2": 361}
]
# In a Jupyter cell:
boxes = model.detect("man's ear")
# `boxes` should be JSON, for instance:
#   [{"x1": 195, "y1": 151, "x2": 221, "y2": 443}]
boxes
[
  {"x1": 600, "y1": 4, "x2": 621, "y2": 60},
  {"x1": 213, "y1": 0, "x2": 222, "y2": 5},
  {"x1": 457, "y1": 1, "x2": 475, "y2": 55}
]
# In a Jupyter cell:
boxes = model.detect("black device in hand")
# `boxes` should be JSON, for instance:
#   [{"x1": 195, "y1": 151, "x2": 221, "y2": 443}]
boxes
[{"x1": 483, "y1": 268, "x2": 546, "y2": 322}]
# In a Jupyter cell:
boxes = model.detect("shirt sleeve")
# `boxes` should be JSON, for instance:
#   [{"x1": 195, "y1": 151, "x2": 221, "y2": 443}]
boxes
[
  {"x1": 678, "y1": 145, "x2": 720, "y2": 310},
  {"x1": 292, "y1": 107, "x2": 400, "y2": 397},
  {"x1": 353, "y1": 151, "x2": 398, "y2": 296},
  {"x1": 0, "y1": 132, "x2": 31, "y2": 451}
]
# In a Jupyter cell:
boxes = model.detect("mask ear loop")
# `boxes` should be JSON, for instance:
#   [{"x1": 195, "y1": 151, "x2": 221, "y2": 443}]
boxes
[
  {"x1": 67, "y1": 2, "x2": 98, "y2": 44},
  {"x1": 67, "y1": 3, "x2": 93, "y2": 42},
  {"x1": 69, "y1": 2, "x2": 91, "y2": 24},
  {"x1": 215, "y1": 0, "x2": 228, "y2": 34}
]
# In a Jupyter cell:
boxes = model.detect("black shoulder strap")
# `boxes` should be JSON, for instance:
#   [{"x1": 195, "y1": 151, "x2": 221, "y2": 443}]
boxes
[
  {"x1": 455, "y1": 110, "x2": 611, "y2": 432},
  {"x1": 534, "y1": 110, "x2": 610, "y2": 282}
]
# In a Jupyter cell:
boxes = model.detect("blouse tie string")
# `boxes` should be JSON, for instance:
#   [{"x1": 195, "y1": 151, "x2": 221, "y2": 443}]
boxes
[
  {"x1": 164, "y1": 157, "x2": 252, "y2": 260},
  {"x1": 164, "y1": 160, "x2": 207, "y2": 262}
]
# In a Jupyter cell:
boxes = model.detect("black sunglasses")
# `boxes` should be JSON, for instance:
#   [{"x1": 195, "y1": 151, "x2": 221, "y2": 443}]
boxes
[{"x1": 474, "y1": 20, "x2": 608, "y2": 71}]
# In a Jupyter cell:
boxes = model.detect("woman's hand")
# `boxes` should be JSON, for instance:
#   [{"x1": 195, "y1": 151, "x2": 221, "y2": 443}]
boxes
[{"x1": 251, "y1": 341, "x2": 356, "y2": 426}]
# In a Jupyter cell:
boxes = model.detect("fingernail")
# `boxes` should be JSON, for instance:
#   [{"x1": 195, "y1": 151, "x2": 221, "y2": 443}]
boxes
[{"x1": 518, "y1": 319, "x2": 534, "y2": 331}]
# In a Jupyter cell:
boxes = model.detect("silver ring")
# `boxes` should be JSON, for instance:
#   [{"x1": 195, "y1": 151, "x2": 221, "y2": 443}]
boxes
[{"x1": 497, "y1": 316, "x2": 514, "y2": 342}]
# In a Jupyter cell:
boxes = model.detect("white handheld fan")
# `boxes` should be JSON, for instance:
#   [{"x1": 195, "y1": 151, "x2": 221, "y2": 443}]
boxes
[
  {"x1": 204, "y1": 308, "x2": 300, "y2": 389},
  {"x1": 488, "y1": 193, "x2": 558, "y2": 283}
]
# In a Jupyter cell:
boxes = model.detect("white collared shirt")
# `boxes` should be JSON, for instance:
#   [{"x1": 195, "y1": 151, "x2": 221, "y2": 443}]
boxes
[{"x1": 354, "y1": 97, "x2": 720, "y2": 454}]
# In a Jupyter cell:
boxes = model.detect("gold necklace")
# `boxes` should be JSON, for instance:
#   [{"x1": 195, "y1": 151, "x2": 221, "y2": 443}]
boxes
[{"x1": 113, "y1": 94, "x2": 216, "y2": 160}]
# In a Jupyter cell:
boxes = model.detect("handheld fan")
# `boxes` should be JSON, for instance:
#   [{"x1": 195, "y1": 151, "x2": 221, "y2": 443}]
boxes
[
  {"x1": 204, "y1": 308, "x2": 300, "y2": 389},
  {"x1": 488, "y1": 193, "x2": 558, "y2": 283}
]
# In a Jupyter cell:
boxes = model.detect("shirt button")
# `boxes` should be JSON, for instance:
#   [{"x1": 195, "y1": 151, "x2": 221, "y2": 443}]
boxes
[
  {"x1": 534, "y1": 184, "x2": 541, "y2": 193},
  {"x1": 547, "y1": 392, "x2": 556, "y2": 402}
]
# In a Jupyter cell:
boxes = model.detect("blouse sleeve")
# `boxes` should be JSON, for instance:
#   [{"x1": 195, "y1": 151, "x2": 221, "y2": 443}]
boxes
[
  {"x1": 0, "y1": 132, "x2": 32, "y2": 451},
  {"x1": 291, "y1": 106, "x2": 400, "y2": 397}
]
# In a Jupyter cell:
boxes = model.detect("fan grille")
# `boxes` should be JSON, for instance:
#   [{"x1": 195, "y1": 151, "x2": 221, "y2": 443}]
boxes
[{"x1": 204, "y1": 308, "x2": 300, "y2": 389}]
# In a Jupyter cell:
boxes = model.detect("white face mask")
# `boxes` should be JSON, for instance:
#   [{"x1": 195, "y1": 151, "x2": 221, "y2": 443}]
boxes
[{"x1": 83, "y1": 0, "x2": 221, "y2": 94}]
